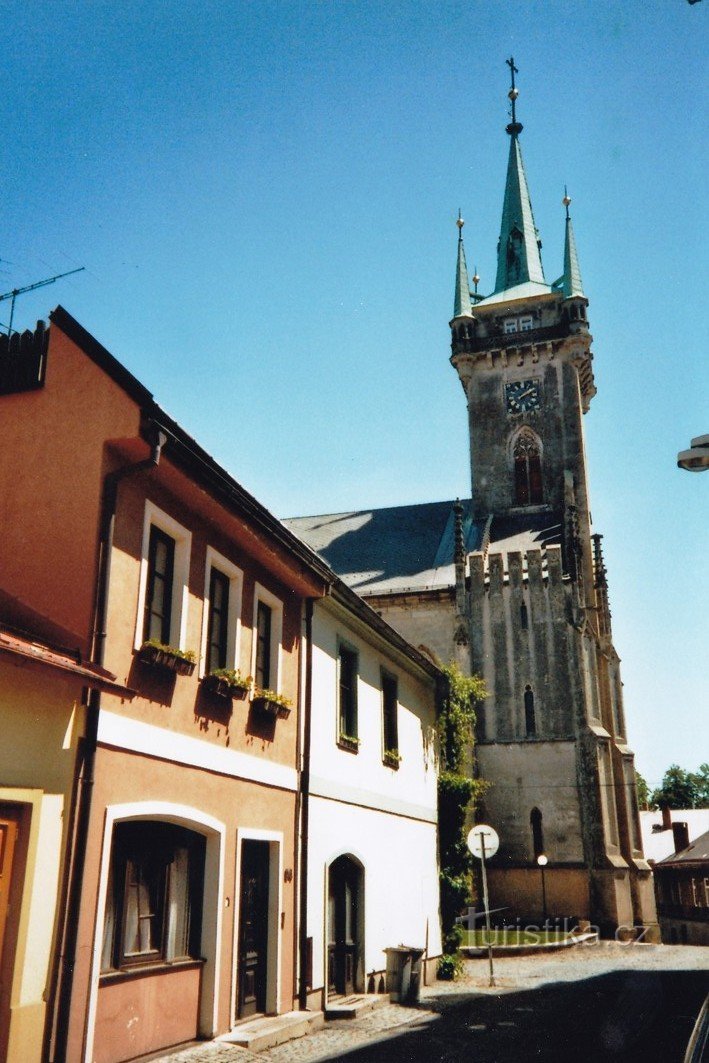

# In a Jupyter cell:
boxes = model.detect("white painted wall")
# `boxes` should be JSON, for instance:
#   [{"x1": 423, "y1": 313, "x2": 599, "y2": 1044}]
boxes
[{"x1": 306, "y1": 600, "x2": 442, "y2": 990}]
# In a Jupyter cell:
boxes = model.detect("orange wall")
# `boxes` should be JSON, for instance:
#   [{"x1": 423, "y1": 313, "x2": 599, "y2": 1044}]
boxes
[
  {"x1": 93, "y1": 965, "x2": 202, "y2": 1063},
  {"x1": 65, "y1": 746, "x2": 298, "y2": 1061},
  {"x1": 102, "y1": 473, "x2": 302, "y2": 769},
  {"x1": 1, "y1": 324, "x2": 141, "y2": 650}
]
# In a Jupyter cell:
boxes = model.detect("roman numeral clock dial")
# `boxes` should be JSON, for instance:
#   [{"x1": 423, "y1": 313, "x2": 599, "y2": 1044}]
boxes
[{"x1": 506, "y1": 379, "x2": 541, "y2": 414}]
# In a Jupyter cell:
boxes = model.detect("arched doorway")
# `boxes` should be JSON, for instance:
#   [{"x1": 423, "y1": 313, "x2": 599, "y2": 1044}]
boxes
[{"x1": 327, "y1": 855, "x2": 363, "y2": 997}]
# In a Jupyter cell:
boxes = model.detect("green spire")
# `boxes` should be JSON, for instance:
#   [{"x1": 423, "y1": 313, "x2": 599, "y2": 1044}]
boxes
[
  {"x1": 493, "y1": 58, "x2": 546, "y2": 294},
  {"x1": 453, "y1": 212, "x2": 473, "y2": 318},
  {"x1": 561, "y1": 189, "x2": 585, "y2": 298}
]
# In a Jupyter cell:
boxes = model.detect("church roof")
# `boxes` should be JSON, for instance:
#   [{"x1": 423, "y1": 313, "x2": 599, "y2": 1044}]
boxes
[
  {"x1": 453, "y1": 222, "x2": 473, "y2": 319},
  {"x1": 493, "y1": 133, "x2": 548, "y2": 296},
  {"x1": 560, "y1": 208, "x2": 585, "y2": 299},
  {"x1": 285, "y1": 501, "x2": 562, "y2": 596}
]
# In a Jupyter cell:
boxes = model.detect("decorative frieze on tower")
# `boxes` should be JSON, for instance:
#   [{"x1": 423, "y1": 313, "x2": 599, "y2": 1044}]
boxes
[{"x1": 450, "y1": 61, "x2": 657, "y2": 936}]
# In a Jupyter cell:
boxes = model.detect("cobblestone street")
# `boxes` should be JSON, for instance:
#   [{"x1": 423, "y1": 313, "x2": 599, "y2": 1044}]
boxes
[{"x1": 153, "y1": 943, "x2": 709, "y2": 1063}]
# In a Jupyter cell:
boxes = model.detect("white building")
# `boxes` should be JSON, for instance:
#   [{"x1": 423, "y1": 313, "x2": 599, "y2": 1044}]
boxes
[{"x1": 300, "y1": 583, "x2": 442, "y2": 1008}]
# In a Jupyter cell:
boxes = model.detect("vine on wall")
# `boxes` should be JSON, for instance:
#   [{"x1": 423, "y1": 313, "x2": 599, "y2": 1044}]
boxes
[{"x1": 437, "y1": 662, "x2": 487, "y2": 975}]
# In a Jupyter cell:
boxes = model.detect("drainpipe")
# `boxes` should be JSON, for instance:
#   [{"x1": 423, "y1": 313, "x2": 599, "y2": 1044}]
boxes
[
  {"x1": 298, "y1": 598, "x2": 315, "y2": 1011},
  {"x1": 49, "y1": 428, "x2": 166, "y2": 1061}
]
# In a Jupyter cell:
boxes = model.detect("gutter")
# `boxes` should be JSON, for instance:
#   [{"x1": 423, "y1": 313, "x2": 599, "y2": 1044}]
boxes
[
  {"x1": 49, "y1": 427, "x2": 166, "y2": 1061},
  {"x1": 298, "y1": 598, "x2": 316, "y2": 1011}
]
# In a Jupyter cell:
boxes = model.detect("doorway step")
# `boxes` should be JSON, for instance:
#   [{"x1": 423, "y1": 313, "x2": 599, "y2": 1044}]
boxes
[
  {"x1": 216, "y1": 1011, "x2": 324, "y2": 1052},
  {"x1": 325, "y1": 994, "x2": 391, "y2": 1020}
]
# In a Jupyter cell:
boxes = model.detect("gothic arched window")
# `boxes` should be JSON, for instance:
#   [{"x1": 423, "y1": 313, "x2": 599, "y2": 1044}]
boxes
[
  {"x1": 513, "y1": 430, "x2": 543, "y2": 506},
  {"x1": 524, "y1": 685, "x2": 536, "y2": 737},
  {"x1": 530, "y1": 807, "x2": 544, "y2": 858}
]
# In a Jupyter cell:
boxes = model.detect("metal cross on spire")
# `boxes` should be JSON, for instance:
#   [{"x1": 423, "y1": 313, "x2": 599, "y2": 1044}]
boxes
[{"x1": 505, "y1": 56, "x2": 523, "y2": 136}]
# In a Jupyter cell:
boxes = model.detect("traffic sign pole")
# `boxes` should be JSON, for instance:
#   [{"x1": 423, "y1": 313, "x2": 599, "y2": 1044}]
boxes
[
  {"x1": 467, "y1": 825, "x2": 499, "y2": 988},
  {"x1": 480, "y1": 833, "x2": 495, "y2": 987}
]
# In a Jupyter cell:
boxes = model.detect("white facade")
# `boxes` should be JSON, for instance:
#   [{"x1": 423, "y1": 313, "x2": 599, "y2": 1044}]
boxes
[{"x1": 305, "y1": 596, "x2": 442, "y2": 1002}]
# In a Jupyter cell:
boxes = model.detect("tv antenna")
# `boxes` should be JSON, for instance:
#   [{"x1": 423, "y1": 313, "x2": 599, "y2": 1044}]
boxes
[{"x1": 0, "y1": 266, "x2": 85, "y2": 336}]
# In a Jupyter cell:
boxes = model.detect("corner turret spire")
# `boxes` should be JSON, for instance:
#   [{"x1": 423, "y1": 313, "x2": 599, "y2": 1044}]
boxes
[
  {"x1": 493, "y1": 58, "x2": 546, "y2": 295},
  {"x1": 453, "y1": 212, "x2": 473, "y2": 319},
  {"x1": 560, "y1": 188, "x2": 585, "y2": 298}
]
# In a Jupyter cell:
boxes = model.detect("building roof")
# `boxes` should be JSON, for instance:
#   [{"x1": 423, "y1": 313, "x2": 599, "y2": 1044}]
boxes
[
  {"x1": 453, "y1": 223, "x2": 473, "y2": 319},
  {"x1": 560, "y1": 210, "x2": 585, "y2": 299},
  {"x1": 0, "y1": 625, "x2": 133, "y2": 697},
  {"x1": 639, "y1": 809, "x2": 709, "y2": 864},
  {"x1": 492, "y1": 133, "x2": 547, "y2": 296},
  {"x1": 43, "y1": 308, "x2": 441, "y2": 683},
  {"x1": 285, "y1": 501, "x2": 562, "y2": 596},
  {"x1": 656, "y1": 828, "x2": 709, "y2": 868}
]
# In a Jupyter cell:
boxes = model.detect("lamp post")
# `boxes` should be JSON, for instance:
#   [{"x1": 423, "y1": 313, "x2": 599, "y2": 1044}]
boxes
[
  {"x1": 677, "y1": 434, "x2": 709, "y2": 471},
  {"x1": 537, "y1": 854, "x2": 548, "y2": 928}
]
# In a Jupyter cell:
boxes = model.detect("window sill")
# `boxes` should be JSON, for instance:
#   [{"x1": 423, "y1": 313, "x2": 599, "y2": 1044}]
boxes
[
  {"x1": 99, "y1": 957, "x2": 204, "y2": 985},
  {"x1": 337, "y1": 736, "x2": 360, "y2": 754}
]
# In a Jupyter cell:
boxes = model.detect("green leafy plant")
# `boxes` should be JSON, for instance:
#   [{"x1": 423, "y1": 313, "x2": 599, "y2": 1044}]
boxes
[
  {"x1": 141, "y1": 639, "x2": 196, "y2": 663},
  {"x1": 209, "y1": 668, "x2": 252, "y2": 689},
  {"x1": 437, "y1": 952, "x2": 465, "y2": 981},
  {"x1": 253, "y1": 688, "x2": 292, "y2": 709},
  {"x1": 436, "y1": 663, "x2": 487, "y2": 977},
  {"x1": 338, "y1": 733, "x2": 361, "y2": 746}
]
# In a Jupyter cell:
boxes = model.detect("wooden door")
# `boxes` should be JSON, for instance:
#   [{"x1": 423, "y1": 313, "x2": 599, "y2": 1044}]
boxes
[
  {"x1": 0, "y1": 806, "x2": 22, "y2": 1057},
  {"x1": 237, "y1": 841, "x2": 270, "y2": 1018},
  {"x1": 327, "y1": 856, "x2": 360, "y2": 997}
]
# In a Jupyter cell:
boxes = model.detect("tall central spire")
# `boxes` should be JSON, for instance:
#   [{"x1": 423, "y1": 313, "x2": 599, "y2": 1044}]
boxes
[{"x1": 493, "y1": 58, "x2": 546, "y2": 295}]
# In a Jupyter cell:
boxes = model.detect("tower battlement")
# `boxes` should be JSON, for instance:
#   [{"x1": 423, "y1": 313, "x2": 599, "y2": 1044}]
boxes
[{"x1": 469, "y1": 543, "x2": 565, "y2": 594}]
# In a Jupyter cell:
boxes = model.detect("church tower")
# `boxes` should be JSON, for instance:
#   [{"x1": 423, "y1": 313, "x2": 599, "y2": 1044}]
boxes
[{"x1": 450, "y1": 60, "x2": 657, "y2": 935}]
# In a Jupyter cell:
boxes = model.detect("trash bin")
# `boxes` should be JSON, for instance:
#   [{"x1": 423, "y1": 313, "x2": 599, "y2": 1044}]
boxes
[{"x1": 384, "y1": 945, "x2": 425, "y2": 1004}]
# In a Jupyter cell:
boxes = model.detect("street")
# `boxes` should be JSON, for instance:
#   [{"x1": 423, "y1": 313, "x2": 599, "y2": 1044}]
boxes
[{"x1": 157, "y1": 943, "x2": 708, "y2": 1063}]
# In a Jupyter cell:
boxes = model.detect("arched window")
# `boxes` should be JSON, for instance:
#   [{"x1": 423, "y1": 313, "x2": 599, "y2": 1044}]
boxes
[
  {"x1": 524, "y1": 685, "x2": 536, "y2": 737},
  {"x1": 513, "y1": 430, "x2": 543, "y2": 506},
  {"x1": 530, "y1": 807, "x2": 544, "y2": 858}
]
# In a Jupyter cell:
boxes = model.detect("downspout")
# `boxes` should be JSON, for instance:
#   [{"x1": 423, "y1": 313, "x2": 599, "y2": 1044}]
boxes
[
  {"x1": 298, "y1": 597, "x2": 315, "y2": 1011},
  {"x1": 49, "y1": 428, "x2": 166, "y2": 1061}
]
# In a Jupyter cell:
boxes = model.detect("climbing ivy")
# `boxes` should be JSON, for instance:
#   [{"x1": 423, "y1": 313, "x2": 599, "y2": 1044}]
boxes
[{"x1": 437, "y1": 663, "x2": 487, "y2": 969}]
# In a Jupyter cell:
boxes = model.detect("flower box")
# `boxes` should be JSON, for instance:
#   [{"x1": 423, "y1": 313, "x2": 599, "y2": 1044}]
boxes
[
  {"x1": 138, "y1": 642, "x2": 196, "y2": 677},
  {"x1": 202, "y1": 671, "x2": 251, "y2": 700},
  {"x1": 383, "y1": 749, "x2": 401, "y2": 769},
  {"x1": 252, "y1": 689, "x2": 292, "y2": 719},
  {"x1": 337, "y1": 734, "x2": 360, "y2": 753}
]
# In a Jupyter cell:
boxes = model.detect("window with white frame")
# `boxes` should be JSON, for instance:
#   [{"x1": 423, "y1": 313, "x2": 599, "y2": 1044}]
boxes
[
  {"x1": 201, "y1": 547, "x2": 243, "y2": 675},
  {"x1": 338, "y1": 643, "x2": 359, "y2": 743},
  {"x1": 135, "y1": 502, "x2": 192, "y2": 650},
  {"x1": 100, "y1": 820, "x2": 205, "y2": 973},
  {"x1": 251, "y1": 585, "x2": 283, "y2": 693},
  {"x1": 381, "y1": 669, "x2": 399, "y2": 757}
]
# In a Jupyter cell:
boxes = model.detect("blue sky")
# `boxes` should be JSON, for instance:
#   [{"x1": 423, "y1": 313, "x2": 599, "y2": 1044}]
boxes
[{"x1": 2, "y1": 1, "x2": 706, "y2": 788}]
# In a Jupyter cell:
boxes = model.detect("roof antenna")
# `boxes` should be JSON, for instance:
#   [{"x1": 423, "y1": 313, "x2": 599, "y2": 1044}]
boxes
[{"x1": 0, "y1": 266, "x2": 85, "y2": 336}]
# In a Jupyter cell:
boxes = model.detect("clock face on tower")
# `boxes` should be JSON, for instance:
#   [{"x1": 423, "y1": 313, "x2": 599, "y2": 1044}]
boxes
[{"x1": 506, "y1": 379, "x2": 541, "y2": 414}]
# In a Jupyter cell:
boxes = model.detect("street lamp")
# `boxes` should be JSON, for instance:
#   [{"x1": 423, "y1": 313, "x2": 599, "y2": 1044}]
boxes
[
  {"x1": 677, "y1": 434, "x2": 709, "y2": 472},
  {"x1": 537, "y1": 854, "x2": 548, "y2": 927}
]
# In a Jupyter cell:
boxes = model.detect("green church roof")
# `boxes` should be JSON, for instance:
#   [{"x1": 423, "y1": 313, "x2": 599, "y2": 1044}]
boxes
[
  {"x1": 561, "y1": 207, "x2": 585, "y2": 298},
  {"x1": 494, "y1": 133, "x2": 547, "y2": 295},
  {"x1": 453, "y1": 216, "x2": 473, "y2": 319}
]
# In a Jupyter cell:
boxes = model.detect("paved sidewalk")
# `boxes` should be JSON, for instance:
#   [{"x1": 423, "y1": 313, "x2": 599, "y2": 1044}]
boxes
[{"x1": 154, "y1": 943, "x2": 709, "y2": 1063}]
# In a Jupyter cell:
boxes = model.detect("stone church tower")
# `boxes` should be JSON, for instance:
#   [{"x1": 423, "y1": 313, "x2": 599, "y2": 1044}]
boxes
[
  {"x1": 287, "y1": 64, "x2": 657, "y2": 935},
  {"x1": 449, "y1": 64, "x2": 656, "y2": 934}
]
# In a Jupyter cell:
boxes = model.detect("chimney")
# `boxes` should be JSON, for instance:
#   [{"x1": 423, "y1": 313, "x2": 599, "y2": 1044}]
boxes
[
  {"x1": 672, "y1": 821, "x2": 690, "y2": 854},
  {"x1": 661, "y1": 805, "x2": 672, "y2": 831}
]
